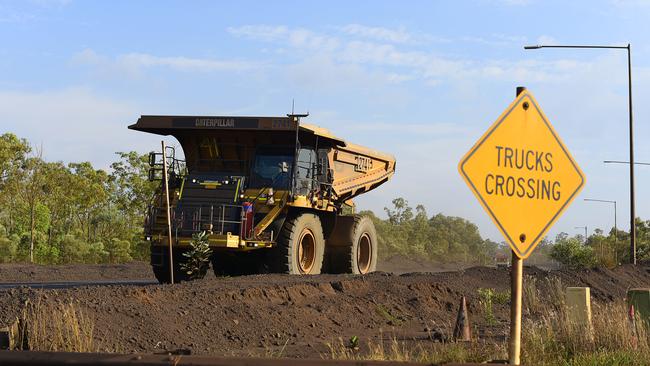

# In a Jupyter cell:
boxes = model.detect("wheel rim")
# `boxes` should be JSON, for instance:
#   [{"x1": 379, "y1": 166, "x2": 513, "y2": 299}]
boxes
[
  {"x1": 298, "y1": 229, "x2": 316, "y2": 274},
  {"x1": 357, "y1": 233, "x2": 372, "y2": 274}
]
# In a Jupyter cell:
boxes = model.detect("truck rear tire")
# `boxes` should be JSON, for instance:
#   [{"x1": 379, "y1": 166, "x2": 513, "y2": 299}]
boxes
[
  {"x1": 327, "y1": 215, "x2": 378, "y2": 274},
  {"x1": 273, "y1": 213, "x2": 325, "y2": 274}
]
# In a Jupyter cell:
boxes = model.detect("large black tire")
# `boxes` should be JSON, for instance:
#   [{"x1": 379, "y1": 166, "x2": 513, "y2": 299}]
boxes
[
  {"x1": 151, "y1": 248, "x2": 206, "y2": 284},
  {"x1": 327, "y1": 215, "x2": 378, "y2": 274},
  {"x1": 272, "y1": 213, "x2": 325, "y2": 274},
  {"x1": 211, "y1": 251, "x2": 262, "y2": 277}
]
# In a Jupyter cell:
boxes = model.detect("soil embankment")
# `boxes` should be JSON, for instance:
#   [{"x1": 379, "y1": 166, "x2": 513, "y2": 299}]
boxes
[{"x1": 1, "y1": 262, "x2": 648, "y2": 358}]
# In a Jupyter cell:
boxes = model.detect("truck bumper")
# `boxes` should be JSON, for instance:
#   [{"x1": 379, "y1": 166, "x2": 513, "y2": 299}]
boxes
[{"x1": 151, "y1": 233, "x2": 273, "y2": 251}]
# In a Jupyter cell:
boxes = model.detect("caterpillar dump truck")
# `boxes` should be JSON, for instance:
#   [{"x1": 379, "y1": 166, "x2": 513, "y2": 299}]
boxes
[{"x1": 129, "y1": 114, "x2": 395, "y2": 283}]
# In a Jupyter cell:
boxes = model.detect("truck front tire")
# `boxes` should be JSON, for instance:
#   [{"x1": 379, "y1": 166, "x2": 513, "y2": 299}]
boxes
[{"x1": 273, "y1": 213, "x2": 325, "y2": 274}]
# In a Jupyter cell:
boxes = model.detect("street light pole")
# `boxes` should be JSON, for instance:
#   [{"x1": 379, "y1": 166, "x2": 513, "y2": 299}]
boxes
[
  {"x1": 575, "y1": 226, "x2": 588, "y2": 242},
  {"x1": 524, "y1": 44, "x2": 636, "y2": 264},
  {"x1": 627, "y1": 44, "x2": 636, "y2": 265}
]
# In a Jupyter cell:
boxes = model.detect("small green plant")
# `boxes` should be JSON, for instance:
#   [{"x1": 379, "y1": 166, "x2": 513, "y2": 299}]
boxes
[
  {"x1": 477, "y1": 288, "x2": 497, "y2": 326},
  {"x1": 375, "y1": 304, "x2": 402, "y2": 325},
  {"x1": 492, "y1": 289, "x2": 510, "y2": 305},
  {"x1": 181, "y1": 231, "x2": 212, "y2": 279},
  {"x1": 348, "y1": 336, "x2": 360, "y2": 350}
]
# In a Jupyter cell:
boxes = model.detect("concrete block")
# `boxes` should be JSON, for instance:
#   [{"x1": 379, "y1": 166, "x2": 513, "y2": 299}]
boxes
[
  {"x1": 566, "y1": 287, "x2": 592, "y2": 329},
  {"x1": 0, "y1": 319, "x2": 19, "y2": 350}
]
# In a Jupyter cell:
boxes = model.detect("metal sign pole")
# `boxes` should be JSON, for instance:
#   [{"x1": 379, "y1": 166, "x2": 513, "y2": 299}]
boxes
[
  {"x1": 509, "y1": 250, "x2": 523, "y2": 365},
  {"x1": 161, "y1": 141, "x2": 174, "y2": 284},
  {"x1": 508, "y1": 86, "x2": 527, "y2": 366}
]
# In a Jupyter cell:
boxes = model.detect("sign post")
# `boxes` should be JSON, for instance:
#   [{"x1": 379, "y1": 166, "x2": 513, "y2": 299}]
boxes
[
  {"x1": 509, "y1": 250, "x2": 523, "y2": 364},
  {"x1": 161, "y1": 141, "x2": 175, "y2": 284},
  {"x1": 459, "y1": 87, "x2": 585, "y2": 365}
]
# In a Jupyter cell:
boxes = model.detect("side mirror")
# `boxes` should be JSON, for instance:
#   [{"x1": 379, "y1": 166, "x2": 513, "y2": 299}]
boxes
[
  {"x1": 148, "y1": 168, "x2": 156, "y2": 182},
  {"x1": 148, "y1": 152, "x2": 156, "y2": 167}
]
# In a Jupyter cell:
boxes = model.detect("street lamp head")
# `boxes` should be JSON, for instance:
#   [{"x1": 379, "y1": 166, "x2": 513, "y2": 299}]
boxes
[{"x1": 524, "y1": 45, "x2": 542, "y2": 50}]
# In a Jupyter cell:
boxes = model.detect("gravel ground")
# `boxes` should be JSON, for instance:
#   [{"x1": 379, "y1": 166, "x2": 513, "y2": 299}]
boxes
[{"x1": 1, "y1": 262, "x2": 648, "y2": 358}]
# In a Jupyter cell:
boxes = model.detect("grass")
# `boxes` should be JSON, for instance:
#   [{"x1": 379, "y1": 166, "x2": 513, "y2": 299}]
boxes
[
  {"x1": 326, "y1": 277, "x2": 650, "y2": 365},
  {"x1": 522, "y1": 299, "x2": 650, "y2": 365},
  {"x1": 375, "y1": 304, "x2": 402, "y2": 325},
  {"x1": 16, "y1": 295, "x2": 95, "y2": 352},
  {"x1": 325, "y1": 336, "x2": 506, "y2": 364}
]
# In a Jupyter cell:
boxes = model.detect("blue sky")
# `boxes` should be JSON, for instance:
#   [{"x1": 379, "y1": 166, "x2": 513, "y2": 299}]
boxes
[{"x1": 2, "y1": 0, "x2": 650, "y2": 243}]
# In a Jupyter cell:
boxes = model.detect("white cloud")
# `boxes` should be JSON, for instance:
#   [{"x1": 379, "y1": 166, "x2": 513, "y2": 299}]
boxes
[
  {"x1": 28, "y1": 0, "x2": 72, "y2": 7},
  {"x1": 459, "y1": 34, "x2": 528, "y2": 47},
  {"x1": 536, "y1": 35, "x2": 558, "y2": 45},
  {"x1": 0, "y1": 87, "x2": 172, "y2": 169},
  {"x1": 226, "y1": 24, "x2": 593, "y2": 87},
  {"x1": 610, "y1": 0, "x2": 650, "y2": 7},
  {"x1": 72, "y1": 48, "x2": 262, "y2": 76},
  {"x1": 347, "y1": 122, "x2": 473, "y2": 136},
  {"x1": 0, "y1": 9, "x2": 36, "y2": 23},
  {"x1": 339, "y1": 24, "x2": 417, "y2": 44},
  {"x1": 117, "y1": 53, "x2": 258, "y2": 72},
  {"x1": 227, "y1": 25, "x2": 340, "y2": 52},
  {"x1": 496, "y1": 0, "x2": 533, "y2": 5},
  {"x1": 226, "y1": 25, "x2": 290, "y2": 41}
]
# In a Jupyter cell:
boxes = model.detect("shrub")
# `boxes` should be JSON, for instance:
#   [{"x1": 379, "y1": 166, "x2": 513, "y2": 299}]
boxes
[
  {"x1": 105, "y1": 238, "x2": 132, "y2": 263},
  {"x1": 550, "y1": 236, "x2": 597, "y2": 269},
  {"x1": 181, "y1": 231, "x2": 212, "y2": 279}
]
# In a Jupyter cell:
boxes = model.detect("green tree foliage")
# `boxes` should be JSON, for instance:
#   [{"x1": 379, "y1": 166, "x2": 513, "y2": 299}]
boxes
[
  {"x1": 550, "y1": 232, "x2": 597, "y2": 269},
  {"x1": 106, "y1": 238, "x2": 132, "y2": 263},
  {"x1": 0, "y1": 133, "x2": 156, "y2": 264},
  {"x1": 181, "y1": 231, "x2": 212, "y2": 279},
  {"x1": 0, "y1": 132, "x2": 642, "y2": 270},
  {"x1": 366, "y1": 198, "x2": 499, "y2": 264}
]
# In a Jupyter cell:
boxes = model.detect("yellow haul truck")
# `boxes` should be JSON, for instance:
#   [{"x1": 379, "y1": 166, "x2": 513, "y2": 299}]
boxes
[{"x1": 129, "y1": 114, "x2": 395, "y2": 283}]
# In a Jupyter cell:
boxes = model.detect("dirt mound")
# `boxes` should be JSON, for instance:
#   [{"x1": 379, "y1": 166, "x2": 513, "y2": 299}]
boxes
[
  {"x1": 0, "y1": 256, "x2": 458, "y2": 283},
  {"x1": 1, "y1": 264, "x2": 649, "y2": 358},
  {"x1": 377, "y1": 255, "x2": 470, "y2": 274},
  {"x1": 0, "y1": 262, "x2": 153, "y2": 283}
]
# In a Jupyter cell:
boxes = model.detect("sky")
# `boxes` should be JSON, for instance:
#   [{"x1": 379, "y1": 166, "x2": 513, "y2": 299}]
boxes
[{"x1": 2, "y1": 0, "x2": 650, "y2": 243}]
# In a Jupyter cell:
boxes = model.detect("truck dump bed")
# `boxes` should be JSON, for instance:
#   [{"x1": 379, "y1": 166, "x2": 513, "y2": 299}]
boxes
[{"x1": 129, "y1": 115, "x2": 395, "y2": 203}]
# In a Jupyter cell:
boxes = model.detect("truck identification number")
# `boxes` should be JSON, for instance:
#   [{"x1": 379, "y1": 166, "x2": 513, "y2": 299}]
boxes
[{"x1": 355, "y1": 156, "x2": 373, "y2": 172}]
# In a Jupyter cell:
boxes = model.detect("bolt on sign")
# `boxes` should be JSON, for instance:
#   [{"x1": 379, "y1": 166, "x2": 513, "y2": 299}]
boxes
[{"x1": 459, "y1": 90, "x2": 585, "y2": 259}]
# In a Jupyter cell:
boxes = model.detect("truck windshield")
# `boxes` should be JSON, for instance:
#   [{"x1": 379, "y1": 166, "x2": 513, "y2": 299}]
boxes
[{"x1": 250, "y1": 148, "x2": 294, "y2": 188}]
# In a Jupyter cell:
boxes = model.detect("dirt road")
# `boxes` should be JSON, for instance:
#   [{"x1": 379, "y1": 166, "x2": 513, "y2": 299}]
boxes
[{"x1": 1, "y1": 261, "x2": 648, "y2": 359}]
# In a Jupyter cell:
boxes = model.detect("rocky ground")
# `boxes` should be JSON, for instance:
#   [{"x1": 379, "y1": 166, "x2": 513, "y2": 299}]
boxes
[
  {"x1": 0, "y1": 262, "x2": 153, "y2": 282},
  {"x1": 0, "y1": 255, "x2": 462, "y2": 283},
  {"x1": 1, "y1": 258, "x2": 648, "y2": 358}
]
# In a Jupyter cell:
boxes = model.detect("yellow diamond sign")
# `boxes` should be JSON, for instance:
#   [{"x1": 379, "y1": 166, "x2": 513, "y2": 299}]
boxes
[{"x1": 459, "y1": 90, "x2": 585, "y2": 259}]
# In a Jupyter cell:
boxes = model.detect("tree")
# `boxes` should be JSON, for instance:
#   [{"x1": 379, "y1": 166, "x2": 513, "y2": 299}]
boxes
[
  {"x1": 109, "y1": 152, "x2": 157, "y2": 260},
  {"x1": 0, "y1": 225, "x2": 17, "y2": 263},
  {"x1": 19, "y1": 150, "x2": 48, "y2": 263},
  {"x1": 373, "y1": 197, "x2": 497, "y2": 264},
  {"x1": 0, "y1": 133, "x2": 30, "y2": 185},
  {"x1": 384, "y1": 197, "x2": 413, "y2": 225},
  {"x1": 550, "y1": 233, "x2": 597, "y2": 269},
  {"x1": 105, "y1": 238, "x2": 132, "y2": 263}
]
